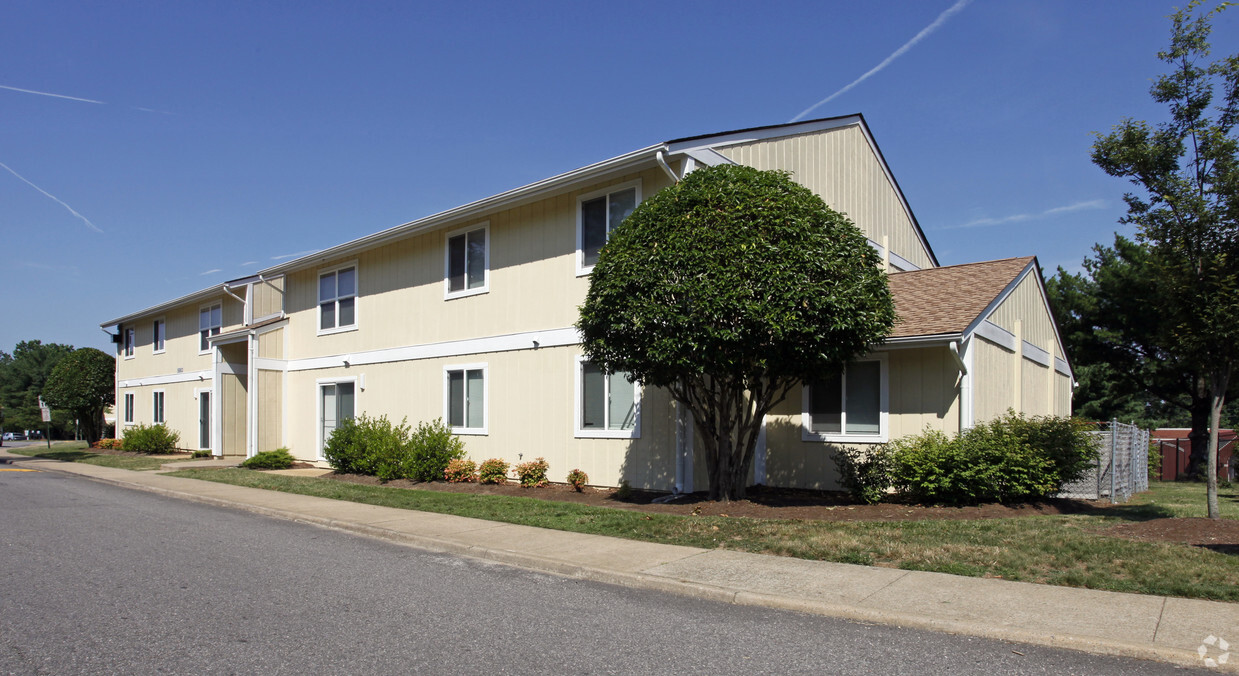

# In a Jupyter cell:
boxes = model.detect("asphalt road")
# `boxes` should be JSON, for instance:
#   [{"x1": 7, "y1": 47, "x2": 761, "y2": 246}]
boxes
[{"x1": 0, "y1": 469, "x2": 1212, "y2": 675}]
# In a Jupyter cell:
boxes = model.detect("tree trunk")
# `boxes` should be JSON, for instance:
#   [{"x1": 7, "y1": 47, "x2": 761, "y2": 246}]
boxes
[
  {"x1": 1206, "y1": 368, "x2": 1230, "y2": 519},
  {"x1": 1187, "y1": 375, "x2": 1211, "y2": 479}
]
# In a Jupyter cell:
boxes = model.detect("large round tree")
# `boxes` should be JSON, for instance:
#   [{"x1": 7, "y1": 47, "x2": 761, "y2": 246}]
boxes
[
  {"x1": 41, "y1": 347, "x2": 115, "y2": 443},
  {"x1": 578, "y1": 164, "x2": 896, "y2": 501}
]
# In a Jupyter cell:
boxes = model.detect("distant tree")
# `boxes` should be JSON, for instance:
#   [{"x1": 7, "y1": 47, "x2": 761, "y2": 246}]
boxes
[
  {"x1": 0, "y1": 340, "x2": 75, "y2": 436},
  {"x1": 41, "y1": 348, "x2": 115, "y2": 444},
  {"x1": 1091, "y1": 0, "x2": 1239, "y2": 518},
  {"x1": 578, "y1": 165, "x2": 896, "y2": 501}
]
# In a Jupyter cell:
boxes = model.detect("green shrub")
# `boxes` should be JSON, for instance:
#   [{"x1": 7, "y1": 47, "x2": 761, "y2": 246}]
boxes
[
  {"x1": 886, "y1": 413, "x2": 1095, "y2": 505},
  {"x1": 515, "y1": 457, "x2": 550, "y2": 487},
  {"x1": 192, "y1": 449, "x2": 212, "y2": 458},
  {"x1": 478, "y1": 458, "x2": 509, "y2": 484},
  {"x1": 566, "y1": 468, "x2": 589, "y2": 491},
  {"x1": 241, "y1": 448, "x2": 295, "y2": 470},
  {"x1": 444, "y1": 458, "x2": 477, "y2": 483},
  {"x1": 407, "y1": 419, "x2": 466, "y2": 482},
  {"x1": 122, "y1": 423, "x2": 181, "y2": 454},
  {"x1": 833, "y1": 444, "x2": 892, "y2": 504}
]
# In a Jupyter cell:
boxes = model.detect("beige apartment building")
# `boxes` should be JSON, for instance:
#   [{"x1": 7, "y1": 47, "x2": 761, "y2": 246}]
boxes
[{"x1": 101, "y1": 115, "x2": 1072, "y2": 492}]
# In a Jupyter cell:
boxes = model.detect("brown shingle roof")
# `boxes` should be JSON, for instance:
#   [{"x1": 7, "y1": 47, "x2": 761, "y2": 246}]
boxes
[{"x1": 886, "y1": 257, "x2": 1034, "y2": 338}]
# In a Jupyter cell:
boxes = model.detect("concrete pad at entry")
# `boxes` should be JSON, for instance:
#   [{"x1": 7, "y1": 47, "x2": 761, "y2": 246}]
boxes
[
  {"x1": 644, "y1": 549, "x2": 911, "y2": 605},
  {"x1": 864, "y1": 570, "x2": 1164, "y2": 644},
  {"x1": 1155, "y1": 597, "x2": 1239, "y2": 653}
]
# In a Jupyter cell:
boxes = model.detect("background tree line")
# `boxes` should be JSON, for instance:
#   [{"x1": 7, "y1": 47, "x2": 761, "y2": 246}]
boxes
[{"x1": 0, "y1": 340, "x2": 114, "y2": 442}]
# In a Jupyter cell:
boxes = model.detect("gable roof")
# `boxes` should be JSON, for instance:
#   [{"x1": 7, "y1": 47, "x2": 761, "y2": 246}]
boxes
[{"x1": 887, "y1": 257, "x2": 1034, "y2": 339}]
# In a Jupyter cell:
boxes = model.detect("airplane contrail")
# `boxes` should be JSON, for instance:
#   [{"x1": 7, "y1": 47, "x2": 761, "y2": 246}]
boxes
[
  {"x1": 791, "y1": 0, "x2": 973, "y2": 122},
  {"x1": 0, "y1": 161, "x2": 103, "y2": 233},
  {"x1": 0, "y1": 83, "x2": 105, "y2": 105}
]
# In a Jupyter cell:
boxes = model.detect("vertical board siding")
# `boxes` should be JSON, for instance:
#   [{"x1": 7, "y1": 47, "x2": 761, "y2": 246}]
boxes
[
  {"x1": 117, "y1": 381, "x2": 201, "y2": 449},
  {"x1": 257, "y1": 370, "x2": 282, "y2": 451},
  {"x1": 116, "y1": 303, "x2": 217, "y2": 381},
  {"x1": 258, "y1": 328, "x2": 283, "y2": 359},
  {"x1": 989, "y1": 274, "x2": 1057, "y2": 355},
  {"x1": 1021, "y1": 359, "x2": 1051, "y2": 416},
  {"x1": 714, "y1": 126, "x2": 934, "y2": 269},
  {"x1": 221, "y1": 372, "x2": 248, "y2": 457},
  {"x1": 887, "y1": 347, "x2": 961, "y2": 438},
  {"x1": 973, "y1": 338, "x2": 1016, "y2": 423},
  {"x1": 253, "y1": 277, "x2": 284, "y2": 318}
]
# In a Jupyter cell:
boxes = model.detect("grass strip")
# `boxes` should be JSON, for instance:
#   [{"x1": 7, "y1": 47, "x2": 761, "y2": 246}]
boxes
[
  {"x1": 167, "y1": 468, "x2": 1239, "y2": 602},
  {"x1": 8, "y1": 443, "x2": 192, "y2": 471}
]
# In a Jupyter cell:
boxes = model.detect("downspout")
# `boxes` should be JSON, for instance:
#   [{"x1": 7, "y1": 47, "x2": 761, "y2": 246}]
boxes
[{"x1": 656, "y1": 150, "x2": 679, "y2": 184}]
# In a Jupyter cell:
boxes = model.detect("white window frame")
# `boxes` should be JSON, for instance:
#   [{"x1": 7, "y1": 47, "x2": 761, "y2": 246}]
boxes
[
  {"x1": 317, "y1": 261, "x2": 359, "y2": 336},
  {"x1": 802, "y1": 354, "x2": 889, "y2": 444},
  {"x1": 443, "y1": 363, "x2": 487, "y2": 435},
  {"x1": 152, "y1": 390, "x2": 165, "y2": 424},
  {"x1": 152, "y1": 318, "x2": 166, "y2": 355},
  {"x1": 199, "y1": 302, "x2": 222, "y2": 354},
  {"x1": 195, "y1": 387, "x2": 212, "y2": 452},
  {"x1": 443, "y1": 222, "x2": 490, "y2": 300},
  {"x1": 316, "y1": 376, "x2": 358, "y2": 460},
  {"x1": 576, "y1": 179, "x2": 641, "y2": 276},
  {"x1": 123, "y1": 327, "x2": 135, "y2": 359},
  {"x1": 123, "y1": 392, "x2": 135, "y2": 425},
  {"x1": 574, "y1": 356, "x2": 641, "y2": 439}
]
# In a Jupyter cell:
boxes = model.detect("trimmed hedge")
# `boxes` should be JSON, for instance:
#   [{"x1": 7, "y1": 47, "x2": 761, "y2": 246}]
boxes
[
  {"x1": 122, "y1": 423, "x2": 181, "y2": 454},
  {"x1": 322, "y1": 415, "x2": 465, "y2": 482}
]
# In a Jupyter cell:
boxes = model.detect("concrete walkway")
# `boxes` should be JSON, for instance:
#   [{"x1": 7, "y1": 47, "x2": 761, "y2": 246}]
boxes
[{"x1": 4, "y1": 449, "x2": 1236, "y2": 672}]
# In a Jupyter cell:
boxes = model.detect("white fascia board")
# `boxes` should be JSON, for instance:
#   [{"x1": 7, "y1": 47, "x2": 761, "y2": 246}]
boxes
[
  {"x1": 284, "y1": 327, "x2": 581, "y2": 373},
  {"x1": 878, "y1": 333, "x2": 960, "y2": 349},
  {"x1": 255, "y1": 145, "x2": 667, "y2": 278},
  {"x1": 867, "y1": 239, "x2": 921, "y2": 272},
  {"x1": 961, "y1": 260, "x2": 1036, "y2": 339},
  {"x1": 119, "y1": 370, "x2": 213, "y2": 388}
]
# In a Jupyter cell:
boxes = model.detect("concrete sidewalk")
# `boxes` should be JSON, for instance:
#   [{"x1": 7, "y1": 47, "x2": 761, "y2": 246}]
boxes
[{"x1": 4, "y1": 449, "x2": 1236, "y2": 672}]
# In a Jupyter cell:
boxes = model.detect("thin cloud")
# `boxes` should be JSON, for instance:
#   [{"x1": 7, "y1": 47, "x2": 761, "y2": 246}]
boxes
[
  {"x1": 942, "y1": 200, "x2": 1107, "y2": 230},
  {"x1": 790, "y1": 0, "x2": 973, "y2": 122},
  {"x1": 271, "y1": 250, "x2": 318, "y2": 261},
  {"x1": 0, "y1": 160, "x2": 102, "y2": 233},
  {"x1": 200, "y1": 268, "x2": 223, "y2": 276},
  {"x1": 240, "y1": 261, "x2": 259, "y2": 267},
  {"x1": 0, "y1": 83, "x2": 105, "y2": 105}
]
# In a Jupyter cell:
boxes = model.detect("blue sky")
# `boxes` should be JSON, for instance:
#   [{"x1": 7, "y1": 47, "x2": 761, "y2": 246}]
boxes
[{"x1": 2, "y1": 0, "x2": 1235, "y2": 353}]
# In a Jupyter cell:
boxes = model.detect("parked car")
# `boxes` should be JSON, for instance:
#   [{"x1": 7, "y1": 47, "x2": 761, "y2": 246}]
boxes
[{"x1": 3, "y1": 432, "x2": 25, "y2": 441}]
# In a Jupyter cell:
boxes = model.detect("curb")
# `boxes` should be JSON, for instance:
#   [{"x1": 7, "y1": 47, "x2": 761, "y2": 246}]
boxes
[{"x1": 17, "y1": 457, "x2": 1230, "y2": 673}]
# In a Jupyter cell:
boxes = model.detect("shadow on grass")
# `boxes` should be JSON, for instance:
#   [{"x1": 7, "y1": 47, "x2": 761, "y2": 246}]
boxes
[{"x1": 23, "y1": 450, "x2": 96, "y2": 462}]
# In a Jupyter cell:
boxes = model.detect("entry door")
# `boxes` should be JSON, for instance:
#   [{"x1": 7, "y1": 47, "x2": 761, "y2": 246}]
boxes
[
  {"x1": 320, "y1": 382, "x2": 355, "y2": 453},
  {"x1": 199, "y1": 391, "x2": 211, "y2": 450}
]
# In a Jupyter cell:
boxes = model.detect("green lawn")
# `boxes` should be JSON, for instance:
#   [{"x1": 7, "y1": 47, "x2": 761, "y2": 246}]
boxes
[
  {"x1": 166, "y1": 468, "x2": 1239, "y2": 602},
  {"x1": 8, "y1": 442, "x2": 193, "y2": 471}
]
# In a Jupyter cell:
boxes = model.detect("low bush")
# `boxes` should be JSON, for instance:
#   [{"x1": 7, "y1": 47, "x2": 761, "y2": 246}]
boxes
[
  {"x1": 566, "y1": 468, "x2": 589, "y2": 492},
  {"x1": 122, "y1": 424, "x2": 181, "y2": 454},
  {"x1": 515, "y1": 457, "x2": 550, "y2": 487},
  {"x1": 444, "y1": 458, "x2": 477, "y2": 483},
  {"x1": 833, "y1": 445, "x2": 891, "y2": 504},
  {"x1": 886, "y1": 412, "x2": 1096, "y2": 505},
  {"x1": 241, "y1": 448, "x2": 295, "y2": 470},
  {"x1": 97, "y1": 438, "x2": 115, "y2": 449},
  {"x1": 407, "y1": 419, "x2": 466, "y2": 482},
  {"x1": 478, "y1": 458, "x2": 509, "y2": 484},
  {"x1": 192, "y1": 449, "x2": 212, "y2": 458}
]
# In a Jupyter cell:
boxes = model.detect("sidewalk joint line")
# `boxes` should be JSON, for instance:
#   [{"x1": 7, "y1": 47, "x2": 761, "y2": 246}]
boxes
[
  {"x1": 858, "y1": 570, "x2": 912, "y2": 604},
  {"x1": 1152, "y1": 597, "x2": 1168, "y2": 642}
]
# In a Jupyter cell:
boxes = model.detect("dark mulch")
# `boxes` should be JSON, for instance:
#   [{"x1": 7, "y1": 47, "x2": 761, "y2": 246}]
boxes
[
  {"x1": 324, "y1": 472, "x2": 1103, "y2": 523},
  {"x1": 1103, "y1": 518, "x2": 1239, "y2": 554}
]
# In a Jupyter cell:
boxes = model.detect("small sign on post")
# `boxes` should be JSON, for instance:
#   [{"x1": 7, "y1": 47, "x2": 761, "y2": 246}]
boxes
[{"x1": 38, "y1": 397, "x2": 51, "y2": 448}]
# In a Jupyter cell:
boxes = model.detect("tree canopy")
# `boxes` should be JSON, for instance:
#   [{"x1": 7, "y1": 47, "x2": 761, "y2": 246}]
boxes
[
  {"x1": 578, "y1": 164, "x2": 896, "y2": 501},
  {"x1": 1091, "y1": 0, "x2": 1239, "y2": 517},
  {"x1": 0, "y1": 340, "x2": 75, "y2": 437},
  {"x1": 41, "y1": 348, "x2": 115, "y2": 444}
]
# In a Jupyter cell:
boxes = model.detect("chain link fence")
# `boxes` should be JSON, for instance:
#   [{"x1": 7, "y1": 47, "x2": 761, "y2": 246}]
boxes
[{"x1": 1057, "y1": 421, "x2": 1150, "y2": 503}]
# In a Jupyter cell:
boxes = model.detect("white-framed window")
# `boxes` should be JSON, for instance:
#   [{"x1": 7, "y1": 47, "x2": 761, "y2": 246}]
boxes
[
  {"x1": 802, "y1": 356, "x2": 889, "y2": 443},
  {"x1": 317, "y1": 378, "x2": 356, "y2": 458},
  {"x1": 196, "y1": 388, "x2": 212, "y2": 451},
  {"x1": 123, "y1": 327, "x2": 135, "y2": 359},
  {"x1": 199, "y1": 303, "x2": 222, "y2": 353},
  {"x1": 444, "y1": 363, "x2": 487, "y2": 435},
  {"x1": 444, "y1": 223, "x2": 489, "y2": 299},
  {"x1": 152, "y1": 390, "x2": 165, "y2": 424},
  {"x1": 574, "y1": 357, "x2": 641, "y2": 438},
  {"x1": 152, "y1": 318, "x2": 166, "y2": 354},
  {"x1": 576, "y1": 180, "x2": 640, "y2": 275},
  {"x1": 123, "y1": 392, "x2": 135, "y2": 425},
  {"x1": 318, "y1": 263, "x2": 358, "y2": 334}
]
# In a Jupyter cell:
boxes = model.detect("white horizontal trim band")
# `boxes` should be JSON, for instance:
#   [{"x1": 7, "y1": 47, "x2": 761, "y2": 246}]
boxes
[
  {"x1": 974, "y1": 320, "x2": 1017, "y2": 351},
  {"x1": 1022, "y1": 341, "x2": 1051, "y2": 367},
  {"x1": 278, "y1": 327, "x2": 582, "y2": 373},
  {"x1": 119, "y1": 370, "x2": 212, "y2": 388},
  {"x1": 1055, "y1": 357, "x2": 1071, "y2": 376}
]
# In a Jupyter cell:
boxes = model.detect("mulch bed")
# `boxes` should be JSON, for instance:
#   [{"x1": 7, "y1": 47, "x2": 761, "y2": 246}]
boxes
[{"x1": 1103, "y1": 518, "x2": 1239, "y2": 554}]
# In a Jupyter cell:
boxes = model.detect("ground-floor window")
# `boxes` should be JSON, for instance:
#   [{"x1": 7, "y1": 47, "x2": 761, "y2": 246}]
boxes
[
  {"x1": 124, "y1": 393, "x2": 134, "y2": 424},
  {"x1": 320, "y1": 381, "x2": 356, "y2": 453},
  {"x1": 576, "y1": 358, "x2": 640, "y2": 438},
  {"x1": 444, "y1": 364, "x2": 486, "y2": 434},
  {"x1": 152, "y1": 391, "x2": 165, "y2": 424},
  {"x1": 198, "y1": 390, "x2": 211, "y2": 450},
  {"x1": 803, "y1": 356, "x2": 888, "y2": 443}
]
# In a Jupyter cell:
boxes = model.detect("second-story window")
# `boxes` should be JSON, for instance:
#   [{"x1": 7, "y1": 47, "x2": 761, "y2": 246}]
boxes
[
  {"x1": 444, "y1": 224, "x2": 489, "y2": 299},
  {"x1": 578, "y1": 182, "x2": 639, "y2": 275},
  {"x1": 319, "y1": 265, "x2": 357, "y2": 333},
  {"x1": 152, "y1": 319, "x2": 165, "y2": 354},
  {"x1": 123, "y1": 328, "x2": 135, "y2": 358},
  {"x1": 199, "y1": 304, "x2": 221, "y2": 353}
]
